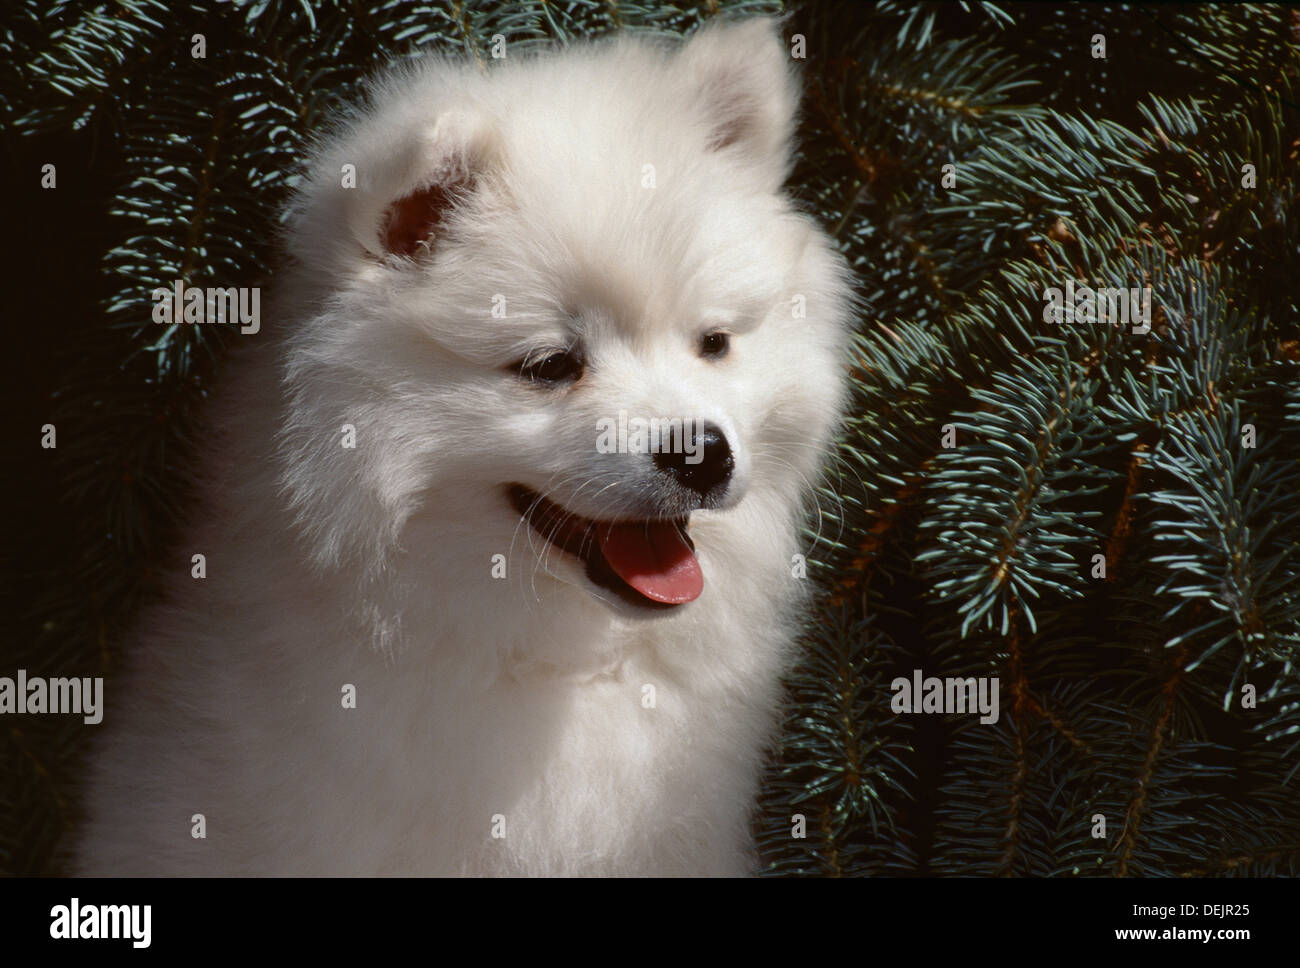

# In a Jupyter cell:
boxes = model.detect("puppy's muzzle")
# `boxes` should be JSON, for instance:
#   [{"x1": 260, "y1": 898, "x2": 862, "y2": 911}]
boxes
[{"x1": 653, "y1": 421, "x2": 733, "y2": 505}]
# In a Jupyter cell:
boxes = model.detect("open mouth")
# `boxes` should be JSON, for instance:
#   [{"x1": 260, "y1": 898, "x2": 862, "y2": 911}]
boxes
[{"x1": 507, "y1": 484, "x2": 703, "y2": 610}]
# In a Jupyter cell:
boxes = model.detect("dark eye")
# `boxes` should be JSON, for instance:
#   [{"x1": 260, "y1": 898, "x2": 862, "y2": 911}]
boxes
[
  {"x1": 516, "y1": 349, "x2": 584, "y2": 385},
  {"x1": 700, "y1": 331, "x2": 729, "y2": 359}
]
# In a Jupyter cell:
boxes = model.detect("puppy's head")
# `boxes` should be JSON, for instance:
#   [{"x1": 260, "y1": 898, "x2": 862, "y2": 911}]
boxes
[{"x1": 278, "y1": 18, "x2": 852, "y2": 619}]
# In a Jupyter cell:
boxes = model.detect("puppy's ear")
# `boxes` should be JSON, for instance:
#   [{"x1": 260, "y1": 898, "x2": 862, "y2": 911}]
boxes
[
  {"x1": 380, "y1": 169, "x2": 469, "y2": 259},
  {"x1": 678, "y1": 17, "x2": 799, "y2": 184},
  {"x1": 343, "y1": 109, "x2": 498, "y2": 262}
]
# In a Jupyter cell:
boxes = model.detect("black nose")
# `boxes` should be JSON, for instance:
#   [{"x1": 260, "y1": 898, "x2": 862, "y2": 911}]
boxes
[{"x1": 653, "y1": 421, "x2": 733, "y2": 499}]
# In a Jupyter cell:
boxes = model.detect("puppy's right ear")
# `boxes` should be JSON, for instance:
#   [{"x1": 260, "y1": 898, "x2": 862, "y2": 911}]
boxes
[
  {"x1": 676, "y1": 17, "x2": 799, "y2": 189},
  {"x1": 336, "y1": 109, "x2": 499, "y2": 262}
]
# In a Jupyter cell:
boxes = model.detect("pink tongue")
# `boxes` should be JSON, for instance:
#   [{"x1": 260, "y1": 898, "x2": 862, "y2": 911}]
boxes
[{"x1": 597, "y1": 521, "x2": 703, "y2": 604}]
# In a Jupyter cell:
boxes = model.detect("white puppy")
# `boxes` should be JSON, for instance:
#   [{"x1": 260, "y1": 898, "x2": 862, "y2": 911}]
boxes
[{"x1": 72, "y1": 16, "x2": 852, "y2": 876}]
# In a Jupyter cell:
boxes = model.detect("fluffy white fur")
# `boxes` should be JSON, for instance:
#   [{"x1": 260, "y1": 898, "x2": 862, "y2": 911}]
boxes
[{"x1": 71, "y1": 17, "x2": 852, "y2": 876}]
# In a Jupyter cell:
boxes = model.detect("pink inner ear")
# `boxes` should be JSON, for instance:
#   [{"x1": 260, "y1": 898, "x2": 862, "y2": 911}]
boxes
[
  {"x1": 707, "y1": 116, "x2": 748, "y2": 152},
  {"x1": 383, "y1": 182, "x2": 456, "y2": 258}
]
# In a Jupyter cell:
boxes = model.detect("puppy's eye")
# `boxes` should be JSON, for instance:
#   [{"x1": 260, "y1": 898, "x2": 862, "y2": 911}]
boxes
[
  {"x1": 515, "y1": 349, "x2": 584, "y2": 385},
  {"x1": 699, "y1": 331, "x2": 730, "y2": 359}
]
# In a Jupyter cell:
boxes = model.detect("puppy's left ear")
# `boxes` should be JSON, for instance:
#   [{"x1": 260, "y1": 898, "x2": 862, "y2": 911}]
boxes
[{"x1": 678, "y1": 17, "x2": 800, "y2": 186}]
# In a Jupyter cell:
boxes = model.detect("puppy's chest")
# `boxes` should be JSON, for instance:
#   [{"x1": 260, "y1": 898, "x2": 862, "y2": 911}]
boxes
[
  {"x1": 468, "y1": 676, "x2": 746, "y2": 874},
  {"x1": 479, "y1": 650, "x2": 733, "y2": 778}
]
